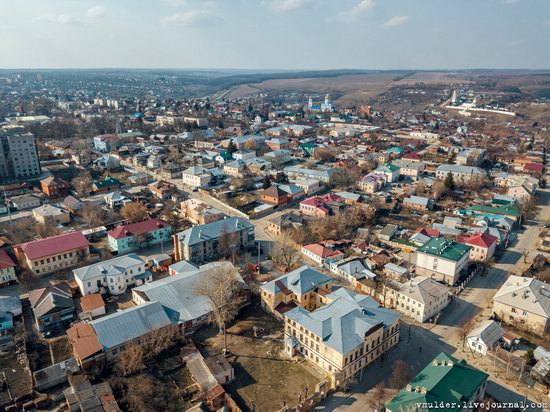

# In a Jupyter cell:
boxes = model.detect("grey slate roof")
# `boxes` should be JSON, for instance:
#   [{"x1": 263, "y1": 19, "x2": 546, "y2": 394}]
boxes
[
  {"x1": 174, "y1": 217, "x2": 254, "y2": 247},
  {"x1": 392, "y1": 276, "x2": 449, "y2": 305},
  {"x1": 261, "y1": 265, "x2": 332, "y2": 295},
  {"x1": 133, "y1": 261, "x2": 246, "y2": 324},
  {"x1": 467, "y1": 320, "x2": 504, "y2": 347},
  {"x1": 285, "y1": 287, "x2": 399, "y2": 355},
  {"x1": 493, "y1": 275, "x2": 550, "y2": 318},
  {"x1": 73, "y1": 253, "x2": 144, "y2": 282},
  {"x1": 436, "y1": 164, "x2": 484, "y2": 175},
  {"x1": 90, "y1": 301, "x2": 171, "y2": 350}
]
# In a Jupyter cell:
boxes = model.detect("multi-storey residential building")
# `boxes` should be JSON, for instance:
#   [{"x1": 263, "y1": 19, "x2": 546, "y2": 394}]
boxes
[
  {"x1": 93, "y1": 134, "x2": 117, "y2": 153},
  {"x1": 173, "y1": 217, "x2": 255, "y2": 263},
  {"x1": 385, "y1": 353, "x2": 488, "y2": 412},
  {"x1": 284, "y1": 287, "x2": 400, "y2": 388},
  {"x1": 435, "y1": 164, "x2": 485, "y2": 184},
  {"x1": 456, "y1": 232, "x2": 498, "y2": 262},
  {"x1": 416, "y1": 238, "x2": 471, "y2": 285},
  {"x1": 73, "y1": 254, "x2": 151, "y2": 296},
  {"x1": 260, "y1": 266, "x2": 334, "y2": 316},
  {"x1": 132, "y1": 261, "x2": 250, "y2": 332},
  {"x1": 0, "y1": 249, "x2": 17, "y2": 286},
  {"x1": 291, "y1": 178, "x2": 321, "y2": 195},
  {"x1": 300, "y1": 193, "x2": 345, "y2": 217},
  {"x1": 107, "y1": 219, "x2": 172, "y2": 254},
  {"x1": 15, "y1": 232, "x2": 90, "y2": 276},
  {"x1": 40, "y1": 176, "x2": 70, "y2": 199},
  {"x1": 181, "y1": 198, "x2": 225, "y2": 225},
  {"x1": 384, "y1": 276, "x2": 450, "y2": 323},
  {"x1": 373, "y1": 164, "x2": 400, "y2": 182},
  {"x1": 0, "y1": 132, "x2": 41, "y2": 183},
  {"x1": 358, "y1": 173, "x2": 386, "y2": 194},
  {"x1": 181, "y1": 166, "x2": 212, "y2": 189},
  {"x1": 493, "y1": 275, "x2": 550, "y2": 336}
]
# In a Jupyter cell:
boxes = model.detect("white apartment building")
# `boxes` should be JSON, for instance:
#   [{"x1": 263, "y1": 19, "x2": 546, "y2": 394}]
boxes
[
  {"x1": 182, "y1": 166, "x2": 212, "y2": 189},
  {"x1": 384, "y1": 276, "x2": 450, "y2": 323},
  {"x1": 73, "y1": 254, "x2": 151, "y2": 296},
  {"x1": 0, "y1": 132, "x2": 41, "y2": 182},
  {"x1": 435, "y1": 164, "x2": 484, "y2": 184}
]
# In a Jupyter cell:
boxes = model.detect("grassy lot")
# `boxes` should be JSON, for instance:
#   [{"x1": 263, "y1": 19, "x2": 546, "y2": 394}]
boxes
[{"x1": 195, "y1": 303, "x2": 321, "y2": 412}]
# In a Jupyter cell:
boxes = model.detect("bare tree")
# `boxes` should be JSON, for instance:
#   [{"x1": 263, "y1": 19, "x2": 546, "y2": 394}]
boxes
[
  {"x1": 314, "y1": 147, "x2": 337, "y2": 162},
  {"x1": 4, "y1": 217, "x2": 34, "y2": 244},
  {"x1": 142, "y1": 324, "x2": 182, "y2": 357},
  {"x1": 432, "y1": 181, "x2": 447, "y2": 199},
  {"x1": 218, "y1": 225, "x2": 241, "y2": 264},
  {"x1": 72, "y1": 170, "x2": 93, "y2": 197},
  {"x1": 80, "y1": 202, "x2": 105, "y2": 227},
  {"x1": 115, "y1": 343, "x2": 144, "y2": 377},
  {"x1": 270, "y1": 235, "x2": 301, "y2": 273},
  {"x1": 194, "y1": 263, "x2": 243, "y2": 354},
  {"x1": 459, "y1": 318, "x2": 476, "y2": 350},
  {"x1": 35, "y1": 220, "x2": 61, "y2": 239},
  {"x1": 329, "y1": 167, "x2": 360, "y2": 189},
  {"x1": 367, "y1": 382, "x2": 387, "y2": 412},
  {"x1": 415, "y1": 180, "x2": 427, "y2": 195},
  {"x1": 519, "y1": 195, "x2": 538, "y2": 222},
  {"x1": 390, "y1": 359, "x2": 412, "y2": 389},
  {"x1": 120, "y1": 202, "x2": 149, "y2": 223}
]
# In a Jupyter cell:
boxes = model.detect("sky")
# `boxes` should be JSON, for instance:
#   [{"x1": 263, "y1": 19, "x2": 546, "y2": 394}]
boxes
[{"x1": 1, "y1": 0, "x2": 549, "y2": 70}]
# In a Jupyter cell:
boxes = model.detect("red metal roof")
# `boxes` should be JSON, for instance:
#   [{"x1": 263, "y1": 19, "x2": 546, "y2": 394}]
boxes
[
  {"x1": 302, "y1": 243, "x2": 344, "y2": 259},
  {"x1": 0, "y1": 249, "x2": 15, "y2": 270},
  {"x1": 107, "y1": 218, "x2": 171, "y2": 240},
  {"x1": 17, "y1": 232, "x2": 89, "y2": 260},
  {"x1": 415, "y1": 227, "x2": 441, "y2": 238},
  {"x1": 456, "y1": 232, "x2": 498, "y2": 249},
  {"x1": 524, "y1": 163, "x2": 544, "y2": 171}
]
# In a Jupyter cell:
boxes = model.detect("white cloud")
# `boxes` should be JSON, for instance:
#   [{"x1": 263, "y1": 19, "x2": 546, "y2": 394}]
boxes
[
  {"x1": 86, "y1": 5, "x2": 106, "y2": 18},
  {"x1": 544, "y1": 18, "x2": 550, "y2": 26},
  {"x1": 503, "y1": 0, "x2": 521, "y2": 4},
  {"x1": 35, "y1": 13, "x2": 80, "y2": 25},
  {"x1": 263, "y1": 0, "x2": 314, "y2": 12},
  {"x1": 162, "y1": 10, "x2": 221, "y2": 26},
  {"x1": 383, "y1": 15, "x2": 409, "y2": 28},
  {"x1": 333, "y1": 0, "x2": 374, "y2": 23}
]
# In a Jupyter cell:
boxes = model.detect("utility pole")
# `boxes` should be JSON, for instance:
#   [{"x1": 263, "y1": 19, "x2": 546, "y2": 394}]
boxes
[{"x1": 257, "y1": 241, "x2": 261, "y2": 275}]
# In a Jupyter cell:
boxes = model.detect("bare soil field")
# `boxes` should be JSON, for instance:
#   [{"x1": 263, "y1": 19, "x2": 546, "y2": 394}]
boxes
[{"x1": 226, "y1": 72, "x2": 473, "y2": 105}]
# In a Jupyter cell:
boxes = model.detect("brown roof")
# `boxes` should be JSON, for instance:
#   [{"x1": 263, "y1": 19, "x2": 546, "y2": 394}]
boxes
[
  {"x1": 80, "y1": 294, "x2": 105, "y2": 312},
  {"x1": 67, "y1": 322, "x2": 103, "y2": 361}
]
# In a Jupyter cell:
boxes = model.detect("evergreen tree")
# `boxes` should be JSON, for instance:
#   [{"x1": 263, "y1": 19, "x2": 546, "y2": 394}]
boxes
[
  {"x1": 227, "y1": 140, "x2": 237, "y2": 154},
  {"x1": 444, "y1": 171, "x2": 455, "y2": 190}
]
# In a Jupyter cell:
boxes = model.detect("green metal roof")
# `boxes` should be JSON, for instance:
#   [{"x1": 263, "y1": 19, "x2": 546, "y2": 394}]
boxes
[
  {"x1": 417, "y1": 237, "x2": 470, "y2": 262},
  {"x1": 93, "y1": 176, "x2": 121, "y2": 189},
  {"x1": 385, "y1": 353, "x2": 488, "y2": 412},
  {"x1": 468, "y1": 204, "x2": 519, "y2": 218}
]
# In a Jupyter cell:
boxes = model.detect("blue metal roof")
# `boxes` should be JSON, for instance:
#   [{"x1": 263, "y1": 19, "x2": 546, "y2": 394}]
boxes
[{"x1": 90, "y1": 301, "x2": 172, "y2": 350}]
